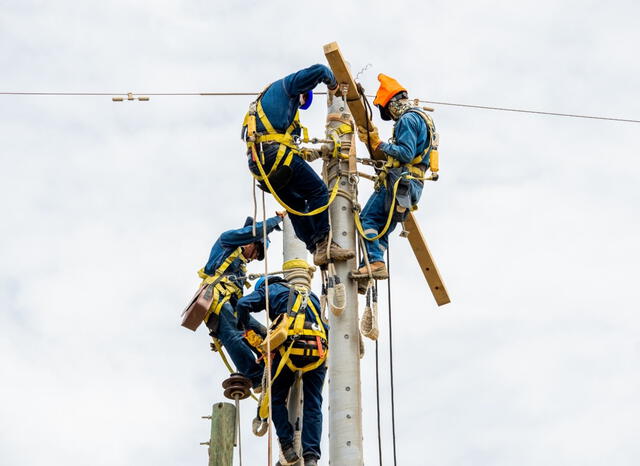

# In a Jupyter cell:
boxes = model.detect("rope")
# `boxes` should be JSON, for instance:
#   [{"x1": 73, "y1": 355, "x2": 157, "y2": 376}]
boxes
[
  {"x1": 261, "y1": 190, "x2": 274, "y2": 466},
  {"x1": 374, "y1": 281, "x2": 383, "y2": 466},
  {"x1": 323, "y1": 160, "x2": 334, "y2": 263},
  {"x1": 387, "y1": 247, "x2": 398, "y2": 466},
  {"x1": 357, "y1": 84, "x2": 377, "y2": 156},
  {"x1": 211, "y1": 338, "x2": 258, "y2": 403},
  {"x1": 353, "y1": 175, "x2": 404, "y2": 242},
  {"x1": 236, "y1": 398, "x2": 244, "y2": 466},
  {"x1": 252, "y1": 179, "x2": 258, "y2": 237},
  {"x1": 251, "y1": 144, "x2": 341, "y2": 217}
]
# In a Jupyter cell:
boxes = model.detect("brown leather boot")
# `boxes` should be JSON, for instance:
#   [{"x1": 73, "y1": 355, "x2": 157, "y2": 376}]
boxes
[
  {"x1": 350, "y1": 261, "x2": 389, "y2": 280},
  {"x1": 313, "y1": 238, "x2": 355, "y2": 266}
]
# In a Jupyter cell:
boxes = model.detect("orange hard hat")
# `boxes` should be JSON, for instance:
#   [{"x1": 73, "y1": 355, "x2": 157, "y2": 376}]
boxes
[{"x1": 373, "y1": 73, "x2": 407, "y2": 108}]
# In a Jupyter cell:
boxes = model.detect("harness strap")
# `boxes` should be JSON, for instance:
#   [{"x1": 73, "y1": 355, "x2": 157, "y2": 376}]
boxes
[
  {"x1": 384, "y1": 108, "x2": 437, "y2": 175},
  {"x1": 198, "y1": 247, "x2": 247, "y2": 321},
  {"x1": 258, "y1": 292, "x2": 328, "y2": 419},
  {"x1": 249, "y1": 143, "x2": 341, "y2": 217}
]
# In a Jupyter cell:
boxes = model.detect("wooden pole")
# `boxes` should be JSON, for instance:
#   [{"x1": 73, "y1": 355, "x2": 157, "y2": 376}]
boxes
[{"x1": 206, "y1": 402, "x2": 236, "y2": 466}]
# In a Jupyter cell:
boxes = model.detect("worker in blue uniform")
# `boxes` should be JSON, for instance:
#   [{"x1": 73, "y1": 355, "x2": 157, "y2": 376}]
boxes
[
  {"x1": 200, "y1": 213, "x2": 284, "y2": 389},
  {"x1": 242, "y1": 64, "x2": 355, "y2": 267},
  {"x1": 352, "y1": 74, "x2": 438, "y2": 280},
  {"x1": 236, "y1": 276, "x2": 328, "y2": 466}
]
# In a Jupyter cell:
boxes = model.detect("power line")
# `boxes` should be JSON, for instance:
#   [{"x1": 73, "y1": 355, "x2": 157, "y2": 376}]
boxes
[
  {"x1": 1, "y1": 91, "x2": 639, "y2": 124},
  {"x1": 417, "y1": 99, "x2": 640, "y2": 124},
  {"x1": 0, "y1": 91, "x2": 256, "y2": 96}
]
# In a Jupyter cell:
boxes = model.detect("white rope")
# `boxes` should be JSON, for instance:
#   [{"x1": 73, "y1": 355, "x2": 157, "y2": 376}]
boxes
[
  {"x1": 261, "y1": 189, "x2": 273, "y2": 466},
  {"x1": 236, "y1": 398, "x2": 243, "y2": 466},
  {"x1": 252, "y1": 178, "x2": 258, "y2": 237}
]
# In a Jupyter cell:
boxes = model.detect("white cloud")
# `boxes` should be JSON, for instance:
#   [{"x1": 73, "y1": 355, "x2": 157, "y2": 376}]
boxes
[{"x1": 1, "y1": 1, "x2": 639, "y2": 465}]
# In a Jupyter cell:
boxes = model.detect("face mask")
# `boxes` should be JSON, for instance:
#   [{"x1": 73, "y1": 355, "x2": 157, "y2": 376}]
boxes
[{"x1": 388, "y1": 98, "x2": 411, "y2": 120}]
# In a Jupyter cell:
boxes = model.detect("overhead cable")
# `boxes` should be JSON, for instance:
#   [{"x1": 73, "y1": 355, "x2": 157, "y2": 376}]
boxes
[{"x1": 1, "y1": 91, "x2": 638, "y2": 123}]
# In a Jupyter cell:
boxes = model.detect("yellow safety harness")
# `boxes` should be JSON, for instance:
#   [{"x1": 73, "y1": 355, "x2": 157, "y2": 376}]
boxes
[
  {"x1": 201, "y1": 248, "x2": 263, "y2": 402},
  {"x1": 258, "y1": 285, "x2": 328, "y2": 419},
  {"x1": 242, "y1": 99, "x2": 305, "y2": 178},
  {"x1": 242, "y1": 92, "x2": 341, "y2": 217},
  {"x1": 356, "y1": 108, "x2": 439, "y2": 242},
  {"x1": 381, "y1": 107, "x2": 439, "y2": 179},
  {"x1": 197, "y1": 247, "x2": 248, "y2": 322}
]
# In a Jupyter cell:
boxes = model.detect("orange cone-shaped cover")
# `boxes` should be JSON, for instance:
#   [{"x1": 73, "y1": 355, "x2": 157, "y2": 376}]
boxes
[{"x1": 373, "y1": 73, "x2": 407, "y2": 107}]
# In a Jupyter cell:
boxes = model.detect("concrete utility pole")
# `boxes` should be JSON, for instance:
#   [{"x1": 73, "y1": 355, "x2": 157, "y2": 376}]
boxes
[
  {"x1": 325, "y1": 91, "x2": 364, "y2": 464},
  {"x1": 282, "y1": 216, "x2": 307, "y2": 465}
]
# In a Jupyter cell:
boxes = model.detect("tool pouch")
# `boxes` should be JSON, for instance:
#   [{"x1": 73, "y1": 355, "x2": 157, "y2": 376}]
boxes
[
  {"x1": 260, "y1": 313, "x2": 291, "y2": 352},
  {"x1": 181, "y1": 283, "x2": 214, "y2": 332}
]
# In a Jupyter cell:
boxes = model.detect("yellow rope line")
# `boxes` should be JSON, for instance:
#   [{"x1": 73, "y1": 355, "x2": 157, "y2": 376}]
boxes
[{"x1": 251, "y1": 145, "x2": 341, "y2": 217}]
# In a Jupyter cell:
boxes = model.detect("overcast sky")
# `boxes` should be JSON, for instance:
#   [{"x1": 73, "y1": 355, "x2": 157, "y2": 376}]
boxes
[{"x1": 1, "y1": 1, "x2": 639, "y2": 465}]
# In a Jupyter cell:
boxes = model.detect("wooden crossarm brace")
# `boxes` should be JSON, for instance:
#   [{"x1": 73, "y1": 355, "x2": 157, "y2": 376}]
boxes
[
  {"x1": 323, "y1": 41, "x2": 386, "y2": 161},
  {"x1": 405, "y1": 212, "x2": 450, "y2": 306}
]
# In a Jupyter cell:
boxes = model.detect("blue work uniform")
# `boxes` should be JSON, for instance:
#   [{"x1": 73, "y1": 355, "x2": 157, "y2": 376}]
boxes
[
  {"x1": 236, "y1": 282, "x2": 328, "y2": 461},
  {"x1": 203, "y1": 216, "x2": 282, "y2": 388},
  {"x1": 361, "y1": 110, "x2": 431, "y2": 263},
  {"x1": 247, "y1": 64, "x2": 338, "y2": 253}
]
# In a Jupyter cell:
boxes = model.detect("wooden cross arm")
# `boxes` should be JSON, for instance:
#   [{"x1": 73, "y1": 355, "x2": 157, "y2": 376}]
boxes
[{"x1": 323, "y1": 41, "x2": 386, "y2": 161}]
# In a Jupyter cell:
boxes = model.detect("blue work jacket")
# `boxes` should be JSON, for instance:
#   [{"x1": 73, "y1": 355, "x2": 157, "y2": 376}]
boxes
[
  {"x1": 256, "y1": 64, "x2": 337, "y2": 135},
  {"x1": 379, "y1": 110, "x2": 431, "y2": 165},
  {"x1": 203, "y1": 216, "x2": 282, "y2": 289},
  {"x1": 236, "y1": 282, "x2": 328, "y2": 334}
]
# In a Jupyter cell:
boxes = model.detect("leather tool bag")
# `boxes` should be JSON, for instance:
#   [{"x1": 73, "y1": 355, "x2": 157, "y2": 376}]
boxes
[{"x1": 181, "y1": 283, "x2": 214, "y2": 331}]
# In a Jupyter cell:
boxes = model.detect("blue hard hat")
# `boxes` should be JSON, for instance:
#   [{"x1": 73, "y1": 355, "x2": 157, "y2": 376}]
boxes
[
  {"x1": 243, "y1": 216, "x2": 280, "y2": 261},
  {"x1": 299, "y1": 90, "x2": 313, "y2": 110},
  {"x1": 255, "y1": 275, "x2": 285, "y2": 290}
]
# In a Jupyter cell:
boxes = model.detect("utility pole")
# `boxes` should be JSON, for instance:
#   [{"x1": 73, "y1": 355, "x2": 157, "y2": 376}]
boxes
[
  {"x1": 202, "y1": 402, "x2": 236, "y2": 466},
  {"x1": 325, "y1": 88, "x2": 364, "y2": 464},
  {"x1": 282, "y1": 216, "x2": 307, "y2": 465}
]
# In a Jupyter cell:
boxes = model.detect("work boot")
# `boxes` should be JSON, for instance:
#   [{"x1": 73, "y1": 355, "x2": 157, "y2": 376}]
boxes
[
  {"x1": 304, "y1": 455, "x2": 319, "y2": 466},
  {"x1": 280, "y1": 443, "x2": 300, "y2": 465},
  {"x1": 313, "y1": 238, "x2": 355, "y2": 266},
  {"x1": 350, "y1": 261, "x2": 389, "y2": 280}
]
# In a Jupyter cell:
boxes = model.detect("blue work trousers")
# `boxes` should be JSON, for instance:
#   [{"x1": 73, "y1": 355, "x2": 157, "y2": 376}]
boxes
[
  {"x1": 361, "y1": 178, "x2": 424, "y2": 263},
  {"x1": 248, "y1": 145, "x2": 329, "y2": 252},
  {"x1": 271, "y1": 358, "x2": 326, "y2": 459},
  {"x1": 207, "y1": 301, "x2": 265, "y2": 388}
]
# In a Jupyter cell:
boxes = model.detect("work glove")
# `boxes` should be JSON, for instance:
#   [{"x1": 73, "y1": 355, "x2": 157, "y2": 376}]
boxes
[
  {"x1": 300, "y1": 147, "x2": 322, "y2": 162},
  {"x1": 357, "y1": 125, "x2": 381, "y2": 150},
  {"x1": 328, "y1": 83, "x2": 341, "y2": 97},
  {"x1": 320, "y1": 144, "x2": 333, "y2": 158}
]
